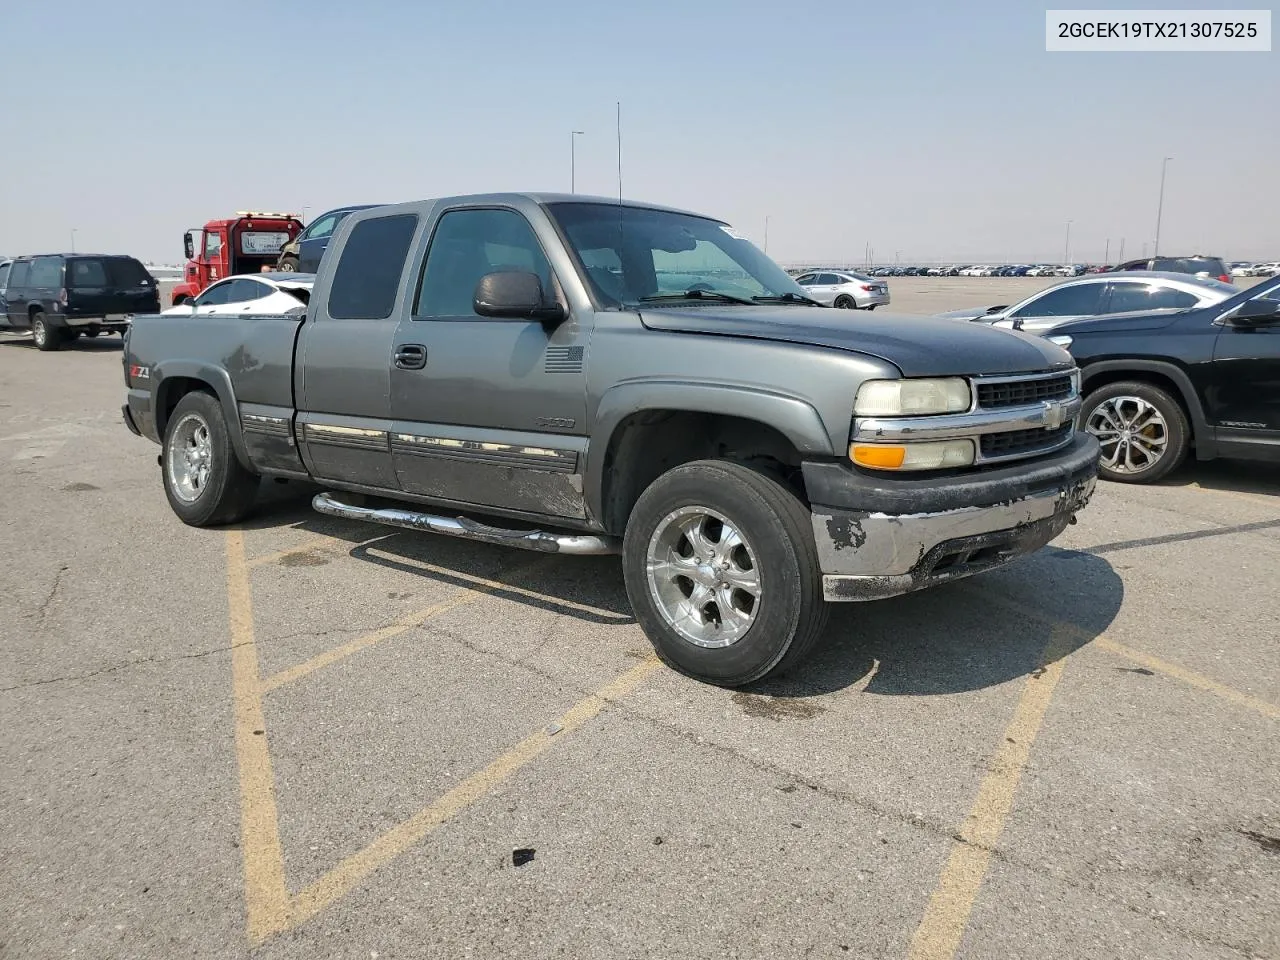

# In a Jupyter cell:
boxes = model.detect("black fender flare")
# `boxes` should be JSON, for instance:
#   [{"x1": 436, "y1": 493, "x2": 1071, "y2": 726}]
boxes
[
  {"x1": 152, "y1": 361, "x2": 254, "y2": 472},
  {"x1": 1080, "y1": 359, "x2": 1215, "y2": 459},
  {"x1": 584, "y1": 379, "x2": 836, "y2": 522}
]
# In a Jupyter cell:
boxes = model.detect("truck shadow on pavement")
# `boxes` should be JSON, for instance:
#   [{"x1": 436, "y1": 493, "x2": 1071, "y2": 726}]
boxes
[
  {"x1": 0, "y1": 335, "x2": 123, "y2": 352},
  {"x1": 244, "y1": 483, "x2": 1123, "y2": 697}
]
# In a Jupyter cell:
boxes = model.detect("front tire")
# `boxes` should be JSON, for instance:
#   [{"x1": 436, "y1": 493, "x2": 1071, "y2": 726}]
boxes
[
  {"x1": 622, "y1": 460, "x2": 829, "y2": 687},
  {"x1": 161, "y1": 392, "x2": 260, "y2": 525},
  {"x1": 277, "y1": 256, "x2": 299, "y2": 272},
  {"x1": 30, "y1": 311, "x2": 62, "y2": 351},
  {"x1": 1082, "y1": 381, "x2": 1189, "y2": 484}
]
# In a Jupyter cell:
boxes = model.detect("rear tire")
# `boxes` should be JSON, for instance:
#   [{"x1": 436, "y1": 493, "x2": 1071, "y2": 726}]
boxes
[
  {"x1": 622, "y1": 459, "x2": 829, "y2": 688},
  {"x1": 277, "y1": 256, "x2": 299, "y2": 272},
  {"x1": 833, "y1": 295, "x2": 855, "y2": 309},
  {"x1": 1081, "y1": 380, "x2": 1189, "y2": 484},
  {"x1": 84, "y1": 327, "x2": 101, "y2": 338},
  {"x1": 30, "y1": 311, "x2": 62, "y2": 351},
  {"x1": 161, "y1": 392, "x2": 259, "y2": 526}
]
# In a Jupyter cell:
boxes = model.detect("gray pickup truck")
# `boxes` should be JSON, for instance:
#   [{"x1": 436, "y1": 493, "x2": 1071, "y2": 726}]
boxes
[{"x1": 123, "y1": 194, "x2": 1098, "y2": 686}]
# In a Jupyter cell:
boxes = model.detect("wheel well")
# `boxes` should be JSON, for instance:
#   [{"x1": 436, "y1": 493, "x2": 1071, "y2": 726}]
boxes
[
  {"x1": 28, "y1": 304, "x2": 42, "y2": 318},
  {"x1": 599, "y1": 411, "x2": 805, "y2": 535},
  {"x1": 1081, "y1": 368, "x2": 1197, "y2": 446},
  {"x1": 156, "y1": 377, "x2": 215, "y2": 437}
]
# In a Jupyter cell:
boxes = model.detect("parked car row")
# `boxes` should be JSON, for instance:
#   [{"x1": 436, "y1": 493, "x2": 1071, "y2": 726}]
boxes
[{"x1": 1230, "y1": 261, "x2": 1280, "y2": 277}]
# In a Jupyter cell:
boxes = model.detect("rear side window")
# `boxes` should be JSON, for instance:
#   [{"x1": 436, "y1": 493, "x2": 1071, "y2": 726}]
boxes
[
  {"x1": 68, "y1": 259, "x2": 109, "y2": 288},
  {"x1": 105, "y1": 258, "x2": 152, "y2": 287},
  {"x1": 28, "y1": 257, "x2": 64, "y2": 287},
  {"x1": 1153, "y1": 257, "x2": 1227, "y2": 277},
  {"x1": 1106, "y1": 282, "x2": 1197, "y2": 313},
  {"x1": 328, "y1": 214, "x2": 418, "y2": 320}
]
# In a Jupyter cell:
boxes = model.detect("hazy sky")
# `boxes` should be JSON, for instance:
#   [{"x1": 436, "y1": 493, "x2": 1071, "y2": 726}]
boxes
[{"x1": 1, "y1": 0, "x2": 1275, "y2": 265}]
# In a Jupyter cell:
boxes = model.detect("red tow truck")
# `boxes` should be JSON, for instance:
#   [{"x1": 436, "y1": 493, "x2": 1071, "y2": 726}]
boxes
[{"x1": 172, "y1": 212, "x2": 304, "y2": 305}]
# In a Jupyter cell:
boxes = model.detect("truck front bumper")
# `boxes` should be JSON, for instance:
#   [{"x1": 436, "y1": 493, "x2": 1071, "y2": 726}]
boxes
[{"x1": 803, "y1": 433, "x2": 1099, "y2": 602}]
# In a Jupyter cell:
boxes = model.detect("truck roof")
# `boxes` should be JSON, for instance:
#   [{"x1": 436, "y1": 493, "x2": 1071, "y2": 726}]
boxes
[{"x1": 355, "y1": 193, "x2": 723, "y2": 223}]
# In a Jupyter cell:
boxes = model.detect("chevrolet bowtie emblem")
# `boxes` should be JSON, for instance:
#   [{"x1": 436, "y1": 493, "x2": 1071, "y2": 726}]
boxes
[{"x1": 1042, "y1": 399, "x2": 1065, "y2": 430}]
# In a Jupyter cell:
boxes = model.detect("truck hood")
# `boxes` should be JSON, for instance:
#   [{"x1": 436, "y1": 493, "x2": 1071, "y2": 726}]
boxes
[{"x1": 638, "y1": 306, "x2": 1073, "y2": 377}]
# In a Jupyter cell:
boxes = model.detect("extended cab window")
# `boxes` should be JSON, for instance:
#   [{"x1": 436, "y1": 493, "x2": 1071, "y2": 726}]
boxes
[
  {"x1": 327, "y1": 214, "x2": 418, "y2": 320},
  {"x1": 1010, "y1": 283, "x2": 1102, "y2": 318},
  {"x1": 414, "y1": 208, "x2": 552, "y2": 319}
]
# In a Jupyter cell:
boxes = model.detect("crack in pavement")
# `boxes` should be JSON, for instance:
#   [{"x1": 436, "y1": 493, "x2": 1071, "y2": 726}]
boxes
[
  {"x1": 0, "y1": 639, "x2": 257, "y2": 694},
  {"x1": 31, "y1": 565, "x2": 69, "y2": 622}
]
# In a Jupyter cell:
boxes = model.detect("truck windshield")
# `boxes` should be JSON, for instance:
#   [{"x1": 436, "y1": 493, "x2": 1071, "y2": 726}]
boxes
[{"x1": 547, "y1": 202, "x2": 807, "y2": 308}]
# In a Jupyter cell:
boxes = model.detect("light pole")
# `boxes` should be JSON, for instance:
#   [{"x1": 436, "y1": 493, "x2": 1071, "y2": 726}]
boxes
[
  {"x1": 1104, "y1": 237, "x2": 1110, "y2": 264},
  {"x1": 70, "y1": 229, "x2": 77, "y2": 253},
  {"x1": 1063, "y1": 220, "x2": 1072, "y2": 263},
  {"x1": 1153, "y1": 156, "x2": 1172, "y2": 257},
  {"x1": 570, "y1": 130, "x2": 585, "y2": 193},
  {"x1": 763, "y1": 215, "x2": 770, "y2": 254}
]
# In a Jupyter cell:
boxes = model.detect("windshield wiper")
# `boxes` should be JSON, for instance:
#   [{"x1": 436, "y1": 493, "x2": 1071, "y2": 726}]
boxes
[
  {"x1": 637, "y1": 289, "x2": 756, "y2": 306},
  {"x1": 751, "y1": 292, "x2": 824, "y2": 306}
]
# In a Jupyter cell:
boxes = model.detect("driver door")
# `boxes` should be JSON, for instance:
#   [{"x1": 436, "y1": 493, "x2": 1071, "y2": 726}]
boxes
[{"x1": 389, "y1": 205, "x2": 591, "y2": 518}]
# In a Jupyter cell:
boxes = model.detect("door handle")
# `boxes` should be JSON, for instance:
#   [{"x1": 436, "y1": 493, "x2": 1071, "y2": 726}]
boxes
[{"x1": 393, "y1": 343, "x2": 427, "y2": 370}]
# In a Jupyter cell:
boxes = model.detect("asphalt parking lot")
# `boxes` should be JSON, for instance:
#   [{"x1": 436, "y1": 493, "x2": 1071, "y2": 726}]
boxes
[{"x1": 2, "y1": 278, "x2": 1277, "y2": 960}]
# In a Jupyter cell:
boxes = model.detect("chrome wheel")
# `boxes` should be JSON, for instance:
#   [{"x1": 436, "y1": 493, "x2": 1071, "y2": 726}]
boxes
[
  {"x1": 1086, "y1": 396, "x2": 1168, "y2": 475},
  {"x1": 645, "y1": 506, "x2": 761, "y2": 648},
  {"x1": 166, "y1": 412, "x2": 213, "y2": 502},
  {"x1": 31, "y1": 317, "x2": 47, "y2": 347}
]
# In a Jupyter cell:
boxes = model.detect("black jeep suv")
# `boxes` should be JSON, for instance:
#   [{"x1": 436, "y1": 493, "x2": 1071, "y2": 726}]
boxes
[
  {"x1": 2, "y1": 254, "x2": 159, "y2": 351},
  {"x1": 1052, "y1": 275, "x2": 1280, "y2": 483}
]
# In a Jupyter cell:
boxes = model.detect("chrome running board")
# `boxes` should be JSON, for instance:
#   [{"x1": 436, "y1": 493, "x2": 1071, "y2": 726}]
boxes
[{"x1": 312, "y1": 492, "x2": 620, "y2": 555}]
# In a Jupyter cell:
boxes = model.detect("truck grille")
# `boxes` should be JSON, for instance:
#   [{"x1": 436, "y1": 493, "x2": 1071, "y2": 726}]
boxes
[
  {"x1": 977, "y1": 374, "x2": 1073, "y2": 409},
  {"x1": 981, "y1": 424, "x2": 1073, "y2": 459}
]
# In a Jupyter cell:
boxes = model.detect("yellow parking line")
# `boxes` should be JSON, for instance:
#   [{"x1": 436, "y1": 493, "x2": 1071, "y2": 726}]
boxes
[
  {"x1": 980, "y1": 591, "x2": 1279, "y2": 721},
  {"x1": 906, "y1": 626, "x2": 1074, "y2": 960},
  {"x1": 247, "y1": 536, "x2": 351, "y2": 569},
  {"x1": 227, "y1": 527, "x2": 661, "y2": 943},
  {"x1": 258, "y1": 587, "x2": 490, "y2": 694},
  {"x1": 1093, "y1": 635, "x2": 1279, "y2": 720},
  {"x1": 286, "y1": 657, "x2": 660, "y2": 931},
  {"x1": 225, "y1": 531, "x2": 291, "y2": 943}
]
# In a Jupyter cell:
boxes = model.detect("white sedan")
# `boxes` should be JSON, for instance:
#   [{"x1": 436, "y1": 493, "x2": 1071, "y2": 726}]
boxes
[{"x1": 163, "y1": 272, "x2": 314, "y2": 316}]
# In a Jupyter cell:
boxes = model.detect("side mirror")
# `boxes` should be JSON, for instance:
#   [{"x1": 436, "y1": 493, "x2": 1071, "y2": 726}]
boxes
[
  {"x1": 1229, "y1": 297, "x2": 1280, "y2": 326},
  {"x1": 183, "y1": 232, "x2": 195, "y2": 261},
  {"x1": 473, "y1": 271, "x2": 566, "y2": 325}
]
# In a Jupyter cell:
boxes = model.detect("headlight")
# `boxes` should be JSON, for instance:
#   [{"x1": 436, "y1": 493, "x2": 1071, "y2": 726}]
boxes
[
  {"x1": 850, "y1": 439, "x2": 976, "y2": 471},
  {"x1": 1048, "y1": 335, "x2": 1073, "y2": 348},
  {"x1": 854, "y1": 378, "x2": 971, "y2": 417}
]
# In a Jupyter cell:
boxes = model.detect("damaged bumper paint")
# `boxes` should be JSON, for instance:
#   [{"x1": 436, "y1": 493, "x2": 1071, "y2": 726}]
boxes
[{"x1": 808, "y1": 434, "x2": 1099, "y2": 602}]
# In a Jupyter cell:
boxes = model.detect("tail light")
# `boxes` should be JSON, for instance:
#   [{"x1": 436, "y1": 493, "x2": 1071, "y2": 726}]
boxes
[
  {"x1": 58, "y1": 288, "x2": 68, "y2": 305},
  {"x1": 1218, "y1": 274, "x2": 1230, "y2": 283},
  {"x1": 860, "y1": 284, "x2": 875, "y2": 292}
]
